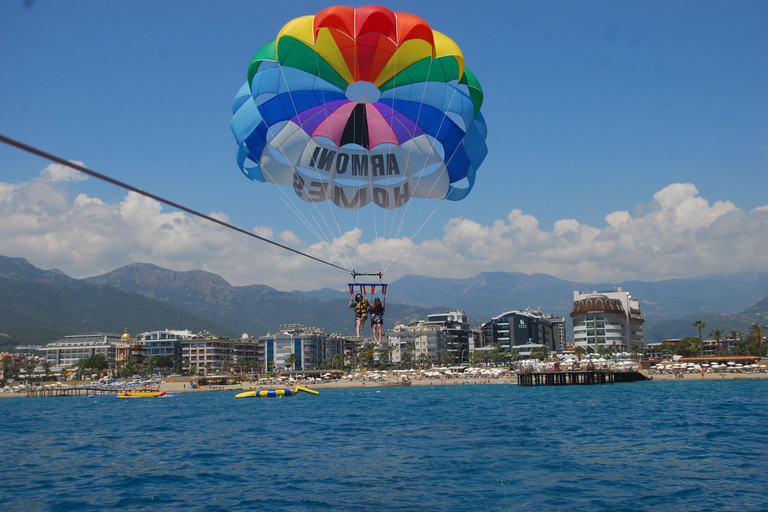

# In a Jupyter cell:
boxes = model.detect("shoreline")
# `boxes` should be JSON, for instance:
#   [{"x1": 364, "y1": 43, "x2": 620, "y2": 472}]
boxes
[{"x1": 3, "y1": 369, "x2": 767, "y2": 398}]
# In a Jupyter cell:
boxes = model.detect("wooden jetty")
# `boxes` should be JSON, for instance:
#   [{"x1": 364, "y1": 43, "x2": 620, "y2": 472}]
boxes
[
  {"x1": 26, "y1": 386, "x2": 118, "y2": 398},
  {"x1": 517, "y1": 371, "x2": 650, "y2": 387}
]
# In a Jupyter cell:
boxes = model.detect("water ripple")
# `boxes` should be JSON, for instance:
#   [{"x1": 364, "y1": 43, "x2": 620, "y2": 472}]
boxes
[{"x1": 1, "y1": 380, "x2": 767, "y2": 511}]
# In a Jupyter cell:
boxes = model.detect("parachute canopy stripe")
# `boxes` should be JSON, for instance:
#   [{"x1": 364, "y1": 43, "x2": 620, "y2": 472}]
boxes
[{"x1": 232, "y1": 4, "x2": 487, "y2": 209}]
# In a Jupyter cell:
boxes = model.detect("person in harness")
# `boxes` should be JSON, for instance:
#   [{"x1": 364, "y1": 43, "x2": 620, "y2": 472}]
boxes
[
  {"x1": 369, "y1": 297, "x2": 385, "y2": 345},
  {"x1": 349, "y1": 293, "x2": 370, "y2": 339}
]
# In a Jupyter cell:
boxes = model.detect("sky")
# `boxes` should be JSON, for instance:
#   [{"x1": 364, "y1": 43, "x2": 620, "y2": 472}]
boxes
[{"x1": 1, "y1": 0, "x2": 767, "y2": 292}]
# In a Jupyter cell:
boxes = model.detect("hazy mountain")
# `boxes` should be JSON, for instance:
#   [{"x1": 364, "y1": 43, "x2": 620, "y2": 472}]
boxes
[
  {"x1": 0, "y1": 276, "x2": 238, "y2": 352},
  {"x1": 2, "y1": 255, "x2": 767, "y2": 347},
  {"x1": 332, "y1": 271, "x2": 768, "y2": 327},
  {"x1": 86, "y1": 264, "x2": 454, "y2": 336},
  {"x1": 644, "y1": 297, "x2": 768, "y2": 343},
  {"x1": 0, "y1": 256, "x2": 85, "y2": 288}
]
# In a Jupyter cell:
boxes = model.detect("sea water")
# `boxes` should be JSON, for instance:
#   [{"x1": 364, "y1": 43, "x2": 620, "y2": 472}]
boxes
[{"x1": 1, "y1": 379, "x2": 766, "y2": 511}]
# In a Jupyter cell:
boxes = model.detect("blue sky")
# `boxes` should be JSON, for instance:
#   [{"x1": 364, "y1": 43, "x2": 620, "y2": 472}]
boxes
[{"x1": 1, "y1": 0, "x2": 767, "y2": 291}]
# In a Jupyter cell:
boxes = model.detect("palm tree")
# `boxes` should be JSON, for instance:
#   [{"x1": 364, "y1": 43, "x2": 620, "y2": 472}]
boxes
[
  {"x1": 530, "y1": 347, "x2": 546, "y2": 361},
  {"x1": 727, "y1": 329, "x2": 741, "y2": 354},
  {"x1": 42, "y1": 361, "x2": 52, "y2": 382},
  {"x1": 630, "y1": 344, "x2": 643, "y2": 362},
  {"x1": 25, "y1": 361, "x2": 37, "y2": 384},
  {"x1": 709, "y1": 329, "x2": 724, "y2": 356},
  {"x1": 405, "y1": 341, "x2": 416, "y2": 369},
  {"x1": 693, "y1": 320, "x2": 706, "y2": 356},
  {"x1": 360, "y1": 342, "x2": 376, "y2": 368},
  {"x1": 382, "y1": 343, "x2": 396, "y2": 369},
  {"x1": 749, "y1": 323, "x2": 766, "y2": 355},
  {"x1": 333, "y1": 353, "x2": 346, "y2": 370},
  {"x1": 286, "y1": 352, "x2": 299, "y2": 371}
]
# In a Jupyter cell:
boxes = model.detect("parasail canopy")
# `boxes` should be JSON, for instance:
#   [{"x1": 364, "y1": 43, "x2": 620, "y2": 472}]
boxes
[{"x1": 231, "y1": 5, "x2": 487, "y2": 211}]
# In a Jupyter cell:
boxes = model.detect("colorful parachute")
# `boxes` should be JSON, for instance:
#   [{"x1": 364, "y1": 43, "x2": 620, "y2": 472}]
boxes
[{"x1": 231, "y1": 5, "x2": 487, "y2": 211}]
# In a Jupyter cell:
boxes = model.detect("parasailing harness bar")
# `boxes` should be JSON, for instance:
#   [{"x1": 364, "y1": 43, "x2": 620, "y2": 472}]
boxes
[{"x1": 348, "y1": 270, "x2": 387, "y2": 296}]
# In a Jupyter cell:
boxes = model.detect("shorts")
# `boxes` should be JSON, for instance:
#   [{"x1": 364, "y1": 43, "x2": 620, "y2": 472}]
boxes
[
  {"x1": 356, "y1": 312, "x2": 367, "y2": 320},
  {"x1": 370, "y1": 315, "x2": 383, "y2": 326}
]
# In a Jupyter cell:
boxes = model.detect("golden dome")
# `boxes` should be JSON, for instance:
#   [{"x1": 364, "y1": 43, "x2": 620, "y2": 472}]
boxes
[{"x1": 121, "y1": 328, "x2": 131, "y2": 340}]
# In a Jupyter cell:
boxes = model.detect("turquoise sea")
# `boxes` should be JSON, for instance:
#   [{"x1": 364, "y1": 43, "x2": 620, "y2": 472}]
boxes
[{"x1": 1, "y1": 379, "x2": 766, "y2": 511}]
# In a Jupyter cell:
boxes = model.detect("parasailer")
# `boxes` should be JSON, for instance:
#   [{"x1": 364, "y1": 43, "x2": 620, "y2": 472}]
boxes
[
  {"x1": 349, "y1": 292, "x2": 370, "y2": 338},
  {"x1": 369, "y1": 297, "x2": 385, "y2": 345},
  {"x1": 230, "y1": 4, "x2": 487, "y2": 333}
]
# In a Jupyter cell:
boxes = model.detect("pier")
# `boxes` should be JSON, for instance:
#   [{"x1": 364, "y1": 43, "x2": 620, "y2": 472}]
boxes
[
  {"x1": 25, "y1": 386, "x2": 118, "y2": 398},
  {"x1": 517, "y1": 371, "x2": 650, "y2": 387}
]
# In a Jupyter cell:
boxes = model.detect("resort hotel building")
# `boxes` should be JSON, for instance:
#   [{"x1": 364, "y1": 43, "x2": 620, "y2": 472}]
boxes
[
  {"x1": 570, "y1": 288, "x2": 644, "y2": 354},
  {"x1": 259, "y1": 325, "x2": 346, "y2": 372},
  {"x1": 387, "y1": 322, "x2": 449, "y2": 365},
  {"x1": 181, "y1": 334, "x2": 262, "y2": 375},
  {"x1": 44, "y1": 332, "x2": 125, "y2": 369},
  {"x1": 479, "y1": 309, "x2": 566, "y2": 357},
  {"x1": 423, "y1": 310, "x2": 472, "y2": 363}
]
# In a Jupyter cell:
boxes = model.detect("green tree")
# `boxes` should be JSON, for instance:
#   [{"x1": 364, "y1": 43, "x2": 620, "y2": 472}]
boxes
[
  {"x1": 417, "y1": 352, "x2": 429, "y2": 368},
  {"x1": 25, "y1": 361, "x2": 37, "y2": 383},
  {"x1": 530, "y1": 347, "x2": 546, "y2": 361},
  {"x1": 468, "y1": 350, "x2": 483, "y2": 366},
  {"x1": 630, "y1": 344, "x2": 643, "y2": 362},
  {"x1": 146, "y1": 355, "x2": 156, "y2": 377},
  {"x1": 1, "y1": 358, "x2": 11, "y2": 383},
  {"x1": 727, "y1": 330, "x2": 741, "y2": 356},
  {"x1": 333, "y1": 353, "x2": 346, "y2": 370},
  {"x1": 286, "y1": 352, "x2": 299, "y2": 371},
  {"x1": 123, "y1": 356, "x2": 138, "y2": 377},
  {"x1": 676, "y1": 337, "x2": 701, "y2": 358},
  {"x1": 693, "y1": 320, "x2": 706, "y2": 356},
  {"x1": 405, "y1": 341, "x2": 416, "y2": 369},
  {"x1": 709, "y1": 329, "x2": 724, "y2": 356},
  {"x1": 360, "y1": 342, "x2": 376, "y2": 368},
  {"x1": 749, "y1": 323, "x2": 766, "y2": 355},
  {"x1": 401, "y1": 350, "x2": 412, "y2": 369},
  {"x1": 155, "y1": 356, "x2": 174, "y2": 375},
  {"x1": 42, "y1": 361, "x2": 52, "y2": 381}
]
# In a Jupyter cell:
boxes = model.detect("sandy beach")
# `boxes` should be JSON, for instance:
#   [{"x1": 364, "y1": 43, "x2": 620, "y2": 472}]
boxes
[
  {"x1": 154, "y1": 368, "x2": 768, "y2": 395},
  {"x1": 3, "y1": 368, "x2": 767, "y2": 398}
]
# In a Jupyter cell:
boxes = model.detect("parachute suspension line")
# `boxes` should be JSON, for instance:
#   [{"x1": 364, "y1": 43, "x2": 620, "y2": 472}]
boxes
[
  {"x1": 383, "y1": 65, "x2": 467, "y2": 270},
  {"x1": 381, "y1": 56, "x2": 439, "y2": 268},
  {"x1": 255, "y1": 117, "x2": 354, "y2": 272},
  {"x1": 0, "y1": 133, "x2": 349, "y2": 272},
  {"x1": 276, "y1": 196, "x2": 352, "y2": 272},
  {"x1": 272, "y1": 63, "x2": 355, "y2": 271},
  {"x1": 382, "y1": 198, "x2": 446, "y2": 275},
  {"x1": 304, "y1": 47, "x2": 357, "y2": 268}
]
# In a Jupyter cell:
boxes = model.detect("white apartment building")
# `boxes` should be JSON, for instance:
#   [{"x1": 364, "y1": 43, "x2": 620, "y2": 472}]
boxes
[
  {"x1": 387, "y1": 323, "x2": 448, "y2": 365},
  {"x1": 571, "y1": 287, "x2": 644, "y2": 354}
]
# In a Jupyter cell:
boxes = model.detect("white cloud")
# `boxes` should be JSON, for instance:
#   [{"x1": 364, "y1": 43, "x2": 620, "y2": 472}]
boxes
[
  {"x1": 41, "y1": 162, "x2": 88, "y2": 183},
  {"x1": 1, "y1": 167, "x2": 767, "y2": 290}
]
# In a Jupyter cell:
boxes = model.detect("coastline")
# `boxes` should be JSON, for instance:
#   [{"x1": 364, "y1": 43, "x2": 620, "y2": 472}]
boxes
[
  {"x1": 3, "y1": 369, "x2": 767, "y2": 398},
  {"x1": 149, "y1": 369, "x2": 768, "y2": 394}
]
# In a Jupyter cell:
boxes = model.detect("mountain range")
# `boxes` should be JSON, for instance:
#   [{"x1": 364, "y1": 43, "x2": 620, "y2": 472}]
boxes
[{"x1": 1, "y1": 254, "x2": 766, "y2": 351}]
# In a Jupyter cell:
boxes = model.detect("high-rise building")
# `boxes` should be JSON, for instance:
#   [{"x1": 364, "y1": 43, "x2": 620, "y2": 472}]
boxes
[
  {"x1": 424, "y1": 310, "x2": 471, "y2": 363},
  {"x1": 387, "y1": 322, "x2": 449, "y2": 365},
  {"x1": 259, "y1": 325, "x2": 345, "y2": 372},
  {"x1": 571, "y1": 287, "x2": 644, "y2": 354},
  {"x1": 480, "y1": 309, "x2": 565, "y2": 357}
]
